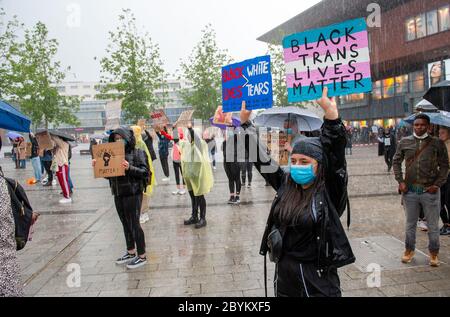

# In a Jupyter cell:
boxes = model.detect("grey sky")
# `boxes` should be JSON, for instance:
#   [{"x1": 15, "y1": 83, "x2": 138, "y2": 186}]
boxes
[{"x1": 1, "y1": 0, "x2": 321, "y2": 82}]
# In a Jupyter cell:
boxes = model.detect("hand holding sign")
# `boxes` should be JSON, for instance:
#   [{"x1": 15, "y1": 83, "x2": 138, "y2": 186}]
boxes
[{"x1": 213, "y1": 106, "x2": 233, "y2": 126}]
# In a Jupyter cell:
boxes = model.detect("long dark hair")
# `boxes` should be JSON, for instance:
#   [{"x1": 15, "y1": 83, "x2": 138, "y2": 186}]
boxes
[{"x1": 273, "y1": 164, "x2": 326, "y2": 225}]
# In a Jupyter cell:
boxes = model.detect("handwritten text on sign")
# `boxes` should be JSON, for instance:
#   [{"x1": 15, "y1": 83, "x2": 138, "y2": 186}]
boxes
[
  {"x1": 283, "y1": 18, "x2": 372, "y2": 103},
  {"x1": 222, "y1": 55, "x2": 273, "y2": 112}
]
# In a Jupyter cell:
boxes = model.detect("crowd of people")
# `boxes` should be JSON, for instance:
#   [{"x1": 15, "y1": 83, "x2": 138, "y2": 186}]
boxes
[{"x1": 2, "y1": 87, "x2": 450, "y2": 297}]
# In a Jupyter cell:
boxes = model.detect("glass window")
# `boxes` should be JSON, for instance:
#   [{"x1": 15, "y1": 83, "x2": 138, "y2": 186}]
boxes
[
  {"x1": 373, "y1": 81, "x2": 382, "y2": 100},
  {"x1": 382, "y1": 78, "x2": 395, "y2": 98},
  {"x1": 415, "y1": 14, "x2": 426, "y2": 38},
  {"x1": 406, "y1": 17, "x2": 416, "y2": 41},
  {"x1": 410, "y1": 71, "x2": 425, "y2": 92},
  {"x1": 426, "y1": 10, "x2": 438, "y2": 35},
  {"x1": 439, "y1": 5, "x2": 450, "y2": 31},
  {"x1": 83, "y1": 85, "x2": 91, "y2": 89},
  {"x1": 395, "y1": 74, "x2": 409, "y2": 94}
]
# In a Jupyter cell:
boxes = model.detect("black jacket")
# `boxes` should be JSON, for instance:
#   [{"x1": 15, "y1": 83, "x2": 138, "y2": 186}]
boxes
[
  {"x1": 29, "y1": 134, "x2": 39, "y2": 158},
  {"x1": 107, "y1": 127, "x2": 149, "y2": 197},
  {"x1": 242, "y1": 118, "x2": 355, "y2": 270},
  {"x1": 143, "y1": 130, "x2": 157, "y2": 162}
]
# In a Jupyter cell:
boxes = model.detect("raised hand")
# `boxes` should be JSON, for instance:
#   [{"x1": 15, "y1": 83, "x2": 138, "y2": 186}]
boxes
[
  {"x1": 240, "y1": 101, "x2": 252, "y2": 124},
  {"x1": 316, "y1": 87, "x2": 338, "y2": 120}
]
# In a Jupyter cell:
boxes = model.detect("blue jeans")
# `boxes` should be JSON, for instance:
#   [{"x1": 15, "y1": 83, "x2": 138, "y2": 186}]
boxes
[
  {"x1": 19, "y1": 159, "x2": 26, "y2": 169},
  {"x1": 31, "y1": 157, "x2": 42, "y2": 181},
  {"x1": 402, "y1": 190, "x2": 441, "y2": 253}
]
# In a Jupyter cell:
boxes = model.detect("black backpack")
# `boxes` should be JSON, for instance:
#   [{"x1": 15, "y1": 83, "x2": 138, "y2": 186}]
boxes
[{"x1": 1, "y1": 174, "x2": 34, "y2": 250}]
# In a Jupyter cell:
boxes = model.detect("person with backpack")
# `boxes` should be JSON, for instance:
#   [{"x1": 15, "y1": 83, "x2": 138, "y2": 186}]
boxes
[
  {"x1": 0, "y1": 138, "x2": 39, "y2": 297},
  {"x1": 92, "y1": 127, "x2": 149, "y2": 269},
  {"x1": 239, "y1": 87, "x2": 355, "y2": 297},
  {"x1": 393, "y1": 114, "x2": 449, "y2": 267}
]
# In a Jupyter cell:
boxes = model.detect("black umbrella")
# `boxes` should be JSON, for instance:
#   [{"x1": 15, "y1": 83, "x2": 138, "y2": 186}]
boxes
[
  {"x1": 423, "y1": 80, "x2": 450, "y2": 111},
  {"x1": 37, "y1": 129, "x2": 76, "y2": 142}
]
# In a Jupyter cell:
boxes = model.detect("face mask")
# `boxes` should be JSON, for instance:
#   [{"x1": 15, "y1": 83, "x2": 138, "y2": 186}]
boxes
[
  {"x1": 290, "y1": 164, "x2": 316, "y2": 186},
  {"x1": 414, "y1": 132, "x2": 428, "y2": 140}
]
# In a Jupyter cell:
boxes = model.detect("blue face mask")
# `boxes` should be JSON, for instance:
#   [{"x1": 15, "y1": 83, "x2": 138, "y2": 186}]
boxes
[{"x1": 290, "y1": 164, "x2": 316, "y2": 186}]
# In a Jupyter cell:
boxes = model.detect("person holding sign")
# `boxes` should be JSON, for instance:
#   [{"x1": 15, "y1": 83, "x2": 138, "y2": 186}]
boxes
[
  {"x1": 92, "y1": 127, "x2": 150, "y2": 269},
  {"x1": 239, "y1": 88, "x2": 354, "y2": 297}
]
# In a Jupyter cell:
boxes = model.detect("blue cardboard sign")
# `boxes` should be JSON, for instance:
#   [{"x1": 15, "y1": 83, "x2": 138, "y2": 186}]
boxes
[{"x1": 222, "y1": 55, "x2": 273, "y2": 113}]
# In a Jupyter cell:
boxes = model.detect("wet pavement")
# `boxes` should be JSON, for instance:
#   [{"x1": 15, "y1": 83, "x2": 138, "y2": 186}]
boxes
[{"x1": 1, "y1": 144, "x2": 450, "y2": 297}]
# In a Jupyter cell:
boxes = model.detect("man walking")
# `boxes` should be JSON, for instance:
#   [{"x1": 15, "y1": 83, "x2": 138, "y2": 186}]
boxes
[{"x1": 393, "y1": 114, "x2": 449, "y2": 267}]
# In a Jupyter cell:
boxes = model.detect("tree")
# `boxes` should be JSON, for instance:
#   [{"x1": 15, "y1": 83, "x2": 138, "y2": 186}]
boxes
[
  {"x1": 267, "y1": 43, "x2": 288, "y2": 108},
  {"x1": 98, "y1": 9, "x2": 167, "y2": 123},
  {"x1": 179, "y1": 24, "x2": 232, "y2": 120},
  {"x1": 0, "y1": 8, "x2": 22, "y2": 99},
  {"x1": 7, "y1": 21, "x2": 79, "y2": 129}
]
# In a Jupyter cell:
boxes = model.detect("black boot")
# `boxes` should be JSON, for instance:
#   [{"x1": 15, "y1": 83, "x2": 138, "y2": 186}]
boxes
[
  {"x1": 184, "y1": 209, "x2": 199, "y2": 225},
  {"x1": 195, "y1": 209, "x2": 207, "y2": 229}
]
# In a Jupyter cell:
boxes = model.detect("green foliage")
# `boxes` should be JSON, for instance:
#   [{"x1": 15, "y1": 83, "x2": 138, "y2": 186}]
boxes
[
  {"x1": 179, "y1": 24, "x2": 232, "y2": 120},
  {"x1": 98, "y1": 9, "x2": 167, "y2": 123},
  {"x1": 5, "y1": 19, "x2": 79, "y2": 129}
]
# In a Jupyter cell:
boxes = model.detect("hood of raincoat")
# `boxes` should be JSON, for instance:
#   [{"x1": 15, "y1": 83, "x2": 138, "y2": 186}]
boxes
[{"x1": 109, "y1": 126, "x2": 136, "y2": 153}]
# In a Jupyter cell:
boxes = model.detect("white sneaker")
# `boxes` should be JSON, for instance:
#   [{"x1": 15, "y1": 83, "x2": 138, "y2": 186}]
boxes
[
  {"x1": 418, "y1": 220, "x2": 428, "y2": 231},
  {"x1": 172, "y1": 190, "x2": 180, "y2": 195},
  {"x1": 140, "y1": 213, "x2": 149, "y2": 224},
  {"x1": 213, "y1": 167, "x2": 217, "y2": 171},
  {"x1": 52, "y1": 179, "x2": 57, "y2": 186},
  {"x1": 178, "y1": 190, "x2": 186, "y2": 195},
  {"x1": 59, "y1": 197, "x2": 72, "y2": 204}
]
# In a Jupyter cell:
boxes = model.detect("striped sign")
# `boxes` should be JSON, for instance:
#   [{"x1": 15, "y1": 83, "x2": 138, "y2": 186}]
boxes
[{"x1": 283, "y1": 18, "x2": 372, "y2": 103}]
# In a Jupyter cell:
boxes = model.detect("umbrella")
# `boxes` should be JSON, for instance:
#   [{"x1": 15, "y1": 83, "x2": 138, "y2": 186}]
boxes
[
  {"x1": 0, "y1": 100, "x2": 31, "y2": 132},
  {"x1": 404, "y1": 111, "x2": 450, "y2": 128},
  {"x1": 37, "y1": 129, "x2": 76, "y2": 142},
  {"x1": 414, "y1": 99, "x2": 439, "y2": 113},
  {"x1": 423, "y1": 80, "x2": 450, "y2": 111},
  {"x1": 254, "y1": 106, "x2": 323, "y2": 131},
  {"x1": 209, "y1": 116, "x2": 241, "y2": 129},
  {"x1": 6, "y1": 131, "x2": 23, "y2": 140}
]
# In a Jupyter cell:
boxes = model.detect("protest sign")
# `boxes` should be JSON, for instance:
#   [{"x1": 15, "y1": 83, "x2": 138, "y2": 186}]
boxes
[
  {"x1": 174, "y1": 110, "x2": 194, "y2": 128},
  {"x1": 105, "y1": 100, "x2": 122, "y2": 131},
  {"x1": 283, "y1": 18, "x2": 372, "y2": 103},
  {"x1": 222, "y1": 55, "x2": 273, "y2": 112},
  {"x1": 26, "y1": 142, "x2": 32, "y2": 157},
  {"x1": 92, "y1": 142, "x2": 125, "y2": 178},
  {"x1": 213, "y1": 106, "x2": 233, "y2": 126},
  {"x1": 150, "y1": 109, "x2": 170, "y2": 127},
  {"x1": 35, "y1": 131, "x2": 53, "y2": 150}
]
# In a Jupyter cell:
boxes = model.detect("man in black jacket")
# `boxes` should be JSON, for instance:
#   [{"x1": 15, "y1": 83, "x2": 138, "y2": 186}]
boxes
[{"x1": 92, "y1": 127, "x2": 150, "y2": 269}]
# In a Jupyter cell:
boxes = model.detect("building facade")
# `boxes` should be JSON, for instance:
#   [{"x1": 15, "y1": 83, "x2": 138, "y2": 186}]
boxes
[{"x1": 258, "y1": 0, "x2": 450, "y2": 128}]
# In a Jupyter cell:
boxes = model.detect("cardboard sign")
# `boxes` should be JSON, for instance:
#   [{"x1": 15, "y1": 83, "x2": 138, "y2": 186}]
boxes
[
  {"x1": 26, "y1": 142, "x2": 32, "y2": 157},
  {"x1": 222, "y1": 55, "x2": 273, "y2": 113},
  {"x1": 105, "y1": 100, "x2": 122, "y2": 131},
  {"x1": 283, "y1": 18, "x2": 372, "y2": 103},
  {"x1": 92, "y1": 142, "x2": 125, "y2": 178},
  {"x1": 150, "y1": 109, "x2": 170, "y2": 127},
  {"x1": 174, "y1": 110, "x2": 194, "y2": 128},
  {"x1": 213, "y1": 106, "x2": 233, "y2": 126},
  {"x1": 35, "y1": 131, "x2": 53, "y2": 150}
]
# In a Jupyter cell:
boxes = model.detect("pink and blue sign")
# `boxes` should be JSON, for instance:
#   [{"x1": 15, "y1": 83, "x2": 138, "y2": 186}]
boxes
[
  {"x1": 283, "y1": 18, "x2": 372, "y2": 103},
  {"x1": 222, "y1": 55, "x2": 273, "y2": 113}
]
